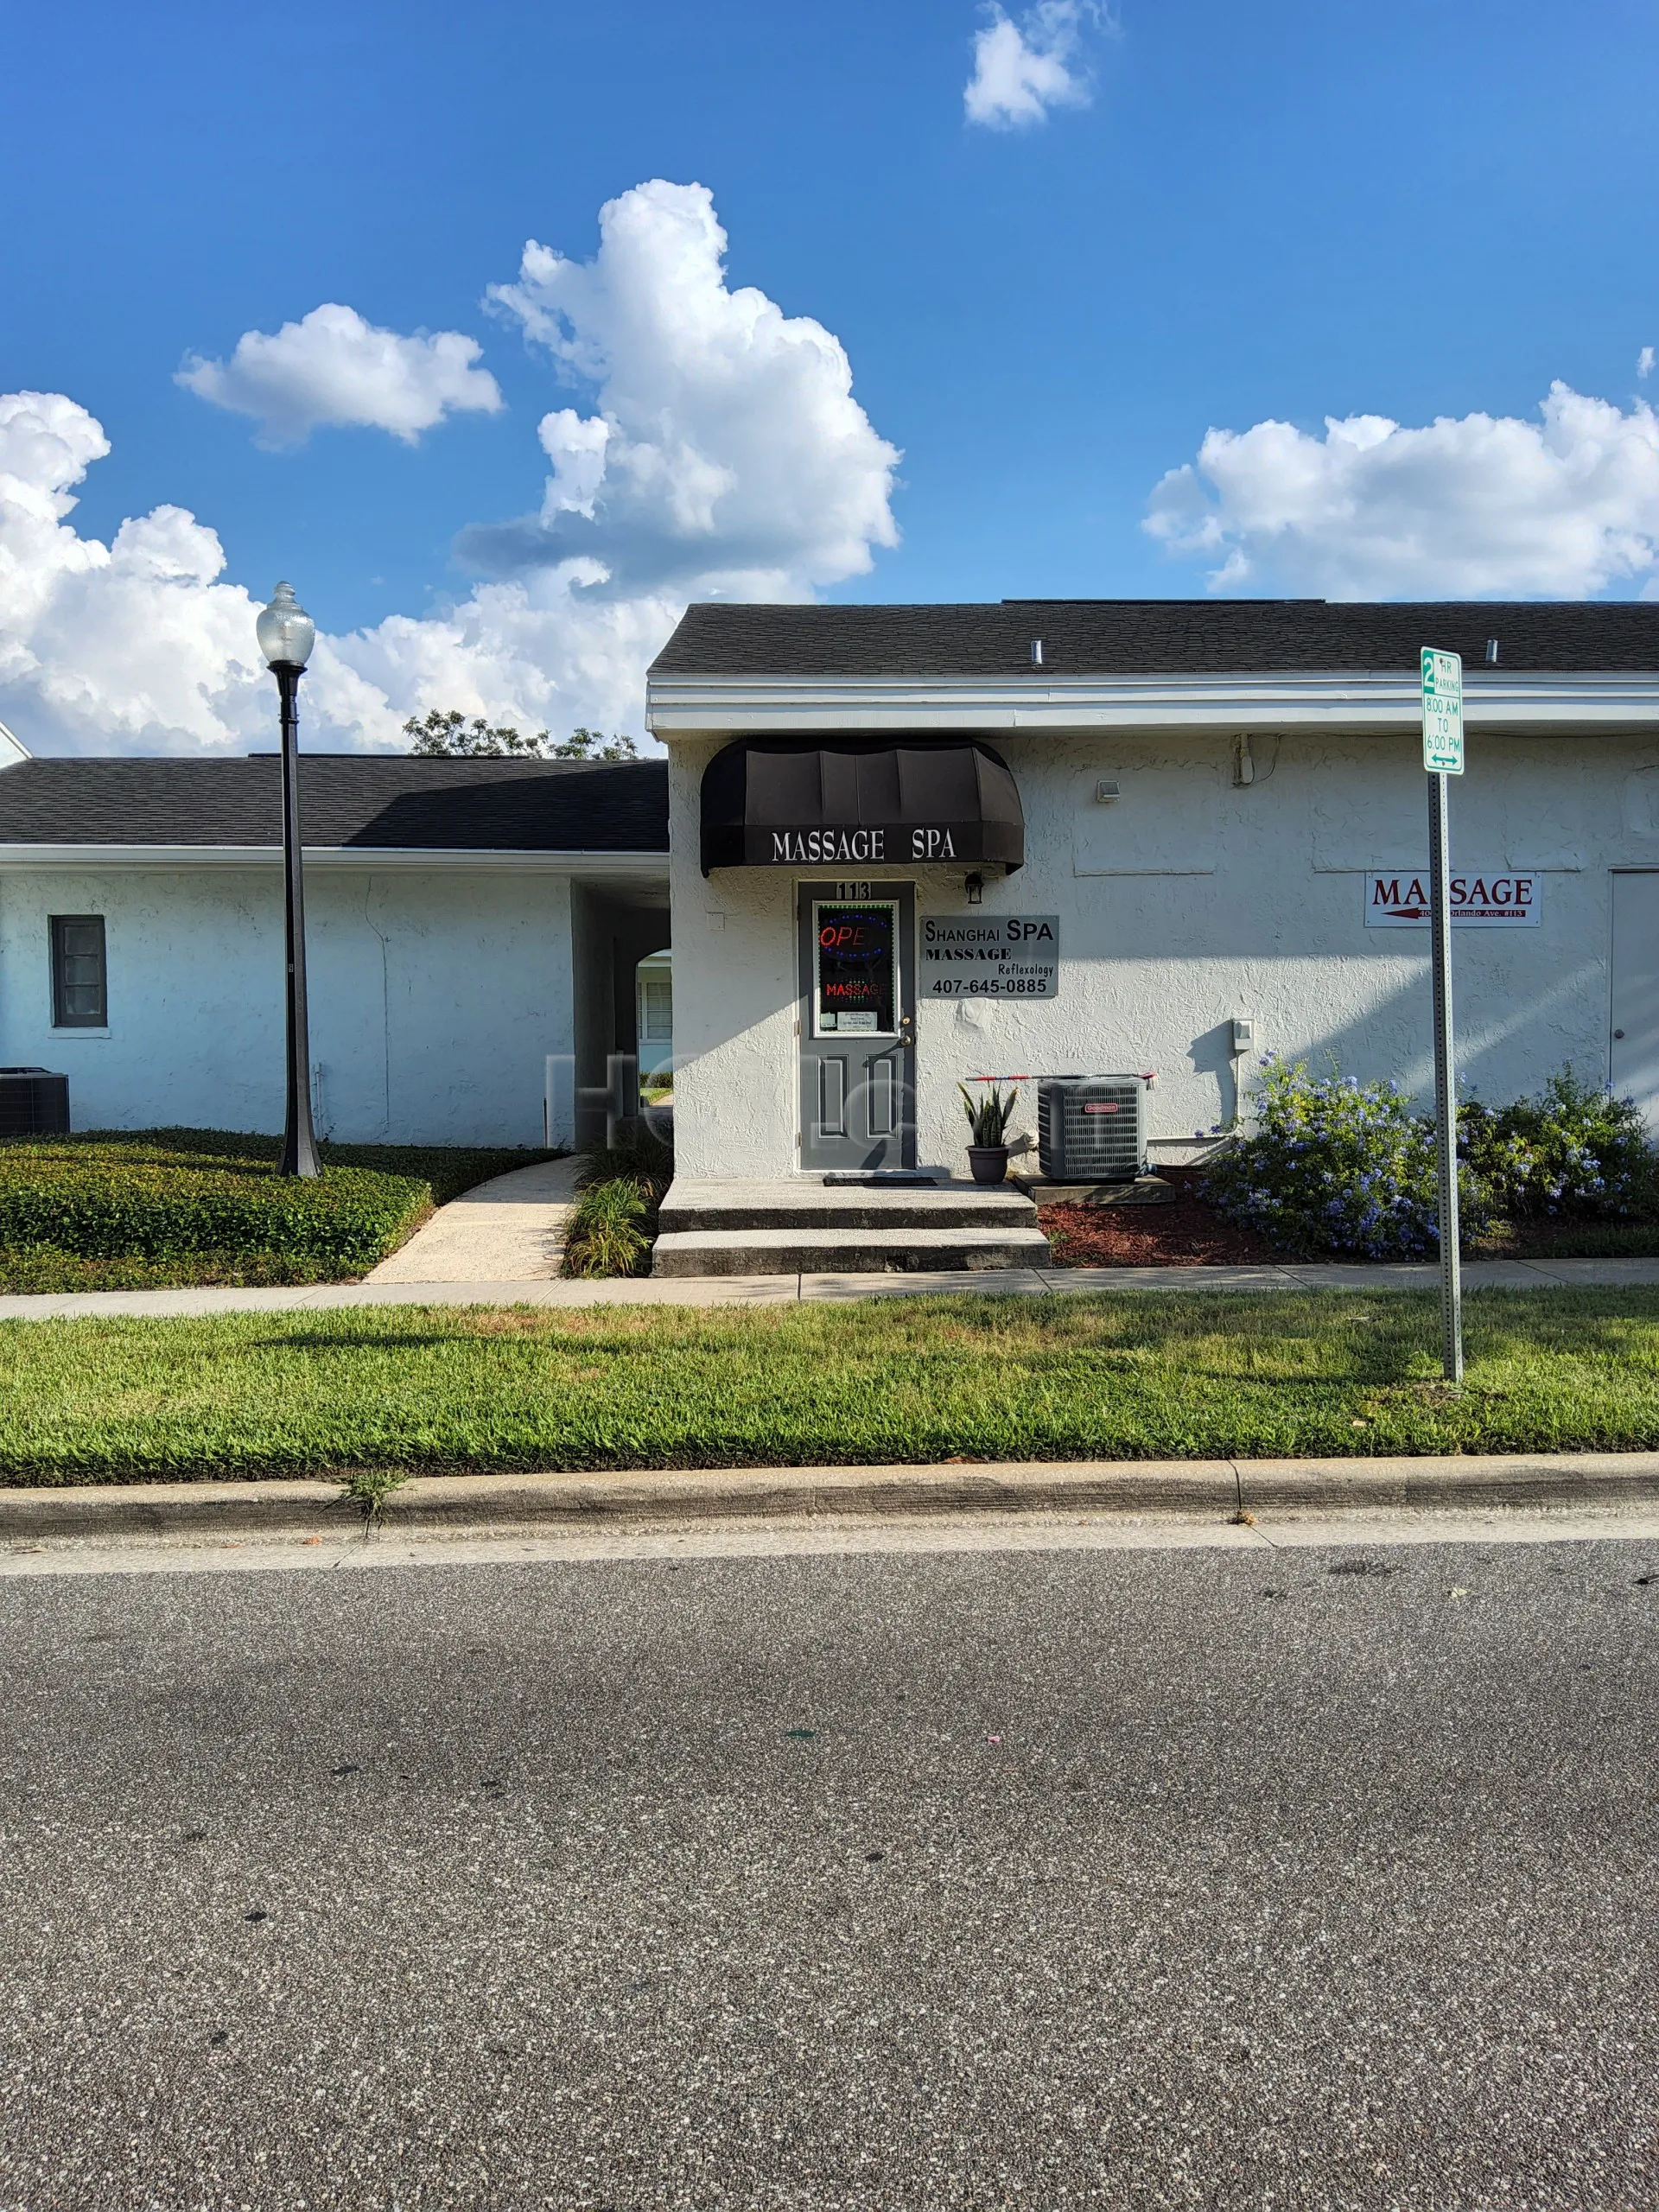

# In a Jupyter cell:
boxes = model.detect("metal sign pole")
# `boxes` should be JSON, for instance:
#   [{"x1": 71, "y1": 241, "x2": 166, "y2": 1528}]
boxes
[
  {"x1": 1420, "y1": 645, "x2": 1465, "y2": 1383},
  {"x1": 1427, "y1": 766, "x2": 1463, "y2": 1382}
]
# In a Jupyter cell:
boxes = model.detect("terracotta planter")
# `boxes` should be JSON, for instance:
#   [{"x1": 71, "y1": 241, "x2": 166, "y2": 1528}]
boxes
[{"x1": 967, "y1": 1145, "x2": 1010, "y2": 1185}]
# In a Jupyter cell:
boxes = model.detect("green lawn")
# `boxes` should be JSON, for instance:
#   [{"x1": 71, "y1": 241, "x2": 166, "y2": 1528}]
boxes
[{"x1": 3, "y1": 1287, "x2": 1659, "y2": 1484}]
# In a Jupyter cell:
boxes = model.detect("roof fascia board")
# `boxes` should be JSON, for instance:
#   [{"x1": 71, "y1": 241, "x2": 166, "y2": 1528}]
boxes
[
  {"x1": 0, "y1": 845, "x2": 671, "y2": 873},
  {"x1": 645, "y1": 670, "x2": 1659, "y2": 735}
]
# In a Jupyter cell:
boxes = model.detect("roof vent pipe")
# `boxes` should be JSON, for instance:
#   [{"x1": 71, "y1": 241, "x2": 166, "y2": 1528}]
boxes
[
  {"x1": 1485, "y1": 638, "x2": 1499, "y2": 664},
  {"x1": 1030, "y1": 639, "x2": 1044, "y2": 667}
]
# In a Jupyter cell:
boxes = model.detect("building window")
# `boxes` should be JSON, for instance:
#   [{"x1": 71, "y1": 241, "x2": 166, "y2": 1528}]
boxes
[
  {"x1": 50, "y1": 915, "x2": 106, "y2": 1027},
  {"x1": 637, "y1": 956, "x2": 673, "y2": 1084},
  {"x1": 640, "y1": 970, "x2": 673, "y2": 1041}
]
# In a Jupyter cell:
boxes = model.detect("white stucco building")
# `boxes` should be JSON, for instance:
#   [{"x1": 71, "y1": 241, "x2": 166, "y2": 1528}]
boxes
[
  {"x1": 7, "y1": 597, "x2": 1659, "y2": 1231},
  {"x1": 0, "y1": 745, "x2": 669, "y2": 1147},
  {"x1": 645, "y1": 599, "x2": 1659, "y2": 1185}
]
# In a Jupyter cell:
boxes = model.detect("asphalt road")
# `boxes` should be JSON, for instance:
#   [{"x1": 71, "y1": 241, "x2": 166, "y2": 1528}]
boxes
[{"x1": 1, "y1": 1535, "x2": 1656, "y2": 2210}]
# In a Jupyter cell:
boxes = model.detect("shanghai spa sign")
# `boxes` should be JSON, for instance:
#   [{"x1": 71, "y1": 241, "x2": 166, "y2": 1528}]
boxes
[
  {"x1": 1365, "y1": 871, "x2": 1541, "y2": 928},
  {"x1": 921, "y1": 914, "x2": 1060, "y2": 998}
]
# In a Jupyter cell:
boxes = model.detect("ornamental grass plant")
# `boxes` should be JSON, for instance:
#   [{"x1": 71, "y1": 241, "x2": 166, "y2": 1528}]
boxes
[
  {"x1": 561, "y1": 1178, "x2": 658, "y2": 1277},
  {"x1": 562, "y1": 1126, "x2": 674, "y2": 1278}
]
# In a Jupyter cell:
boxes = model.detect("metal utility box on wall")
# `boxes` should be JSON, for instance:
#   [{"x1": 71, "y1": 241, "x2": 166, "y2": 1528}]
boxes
[
  {"x1": 1037, "y1": 1077, "x2": 1147, "y2": 1182},
  {"x1": 0, "y1": 1068, "x2": 69, "y2": 1139}
]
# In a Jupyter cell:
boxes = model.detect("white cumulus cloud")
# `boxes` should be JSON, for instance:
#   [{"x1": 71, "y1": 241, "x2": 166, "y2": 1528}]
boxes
[
  {"x1": 1144, "y1": 381, "x2": 1659, "y2": 598},
  {"x1": 0, "y1": 387, "x2": 692, "y2": 755},
  {"x1": 0, "y1": 390, "x2": 267, "y2": 749},
  {"x1": 0, "y1": 182, "x2": 902, "y2": 756},
  {"x1": 475, "y1": 178, "x2": 900, "y2": 595},
  {"x1": 178, "y1": 303, "x2": 504, "y2": 447},
  {"x1": 964, "y1": 1, "x2": 1097, "y2": 130},
  {"x1": 1639, "y1": 346, "x2": 1655, "y2": 380}
]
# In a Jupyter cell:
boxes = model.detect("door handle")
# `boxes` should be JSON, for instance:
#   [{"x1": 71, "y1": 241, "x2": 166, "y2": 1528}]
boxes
[{"x1": 1614, "y1": 1029, "x2": 1626, "y2": 1039}]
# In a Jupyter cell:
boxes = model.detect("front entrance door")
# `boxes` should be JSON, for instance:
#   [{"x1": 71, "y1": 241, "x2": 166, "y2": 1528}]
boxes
[
  {"x1": 1611, "y1": 872, "x2": 1659, "y2": 1129},
  {"x1": 798, "y1": 881, "x2": 916, "y2": 1171}
]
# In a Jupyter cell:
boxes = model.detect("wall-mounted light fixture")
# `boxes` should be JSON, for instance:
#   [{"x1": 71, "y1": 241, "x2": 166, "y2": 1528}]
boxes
[
  {"x1": 965, "y1": 872, "x2": 984, "y2": 906},
  {"x1": 1095, "y1": 779, "x2": 1121, "y2": 804}
]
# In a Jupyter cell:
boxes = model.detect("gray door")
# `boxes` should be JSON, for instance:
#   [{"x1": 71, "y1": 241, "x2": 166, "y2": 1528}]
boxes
[
  {"x1": 798, "y1": 881, "x2": 916, "y2": 1171},
  {"x1": 1611, "y1": 872, "x2": 1659, "y2": 1129}
]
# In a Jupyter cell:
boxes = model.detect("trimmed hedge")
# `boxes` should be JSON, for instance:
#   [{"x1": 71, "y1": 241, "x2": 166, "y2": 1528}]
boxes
[
  {"x1": 0, "y1": 1131, "x2": 558, "y2": 1274},
  {"x1": 0, "y1": 1144, "x2": 422, "y2": 1268}
]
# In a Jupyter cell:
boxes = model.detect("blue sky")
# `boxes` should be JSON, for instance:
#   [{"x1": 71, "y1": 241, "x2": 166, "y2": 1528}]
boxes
[{"x1": 4, "y1": 0, "x2": 1658, "y2": 753}]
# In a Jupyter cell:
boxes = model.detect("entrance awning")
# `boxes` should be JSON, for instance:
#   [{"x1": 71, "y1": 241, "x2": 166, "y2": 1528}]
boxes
[{"x1": 700, "y1": 739, "x2": 1024, "y2": 874}]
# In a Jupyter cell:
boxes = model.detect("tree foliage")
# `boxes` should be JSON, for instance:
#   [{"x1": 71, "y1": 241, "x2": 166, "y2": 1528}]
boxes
[{"x1": 404, "y1": 709, "x2": 638, "y2": 761}]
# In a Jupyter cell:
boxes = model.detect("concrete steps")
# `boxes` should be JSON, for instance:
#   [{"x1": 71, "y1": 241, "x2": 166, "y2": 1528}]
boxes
[{"x1": 652, "y1": 1176, "x2": 1052, "y2": 1277}]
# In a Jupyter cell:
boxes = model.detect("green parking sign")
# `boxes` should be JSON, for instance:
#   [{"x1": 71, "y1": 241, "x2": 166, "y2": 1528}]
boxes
[{"x1": 1421, "y1": 647, "x2": 1464, "y2": 774}]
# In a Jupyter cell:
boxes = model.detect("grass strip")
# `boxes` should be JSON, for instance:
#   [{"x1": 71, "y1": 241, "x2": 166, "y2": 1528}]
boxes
[{"x1": 3, "y1": 1287, "x2": 1659, "y2": 1484}]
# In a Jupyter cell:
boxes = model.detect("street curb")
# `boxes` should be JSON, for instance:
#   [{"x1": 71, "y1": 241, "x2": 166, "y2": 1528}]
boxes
[{"x1": 3, "y1": 1452, "x2": 1659, "y2": 1544}]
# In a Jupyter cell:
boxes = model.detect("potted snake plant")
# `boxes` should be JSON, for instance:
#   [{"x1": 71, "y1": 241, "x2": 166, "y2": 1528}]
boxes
[{"x1": 960, "y1": 1082, "x2": 1019, "y2": 1185}]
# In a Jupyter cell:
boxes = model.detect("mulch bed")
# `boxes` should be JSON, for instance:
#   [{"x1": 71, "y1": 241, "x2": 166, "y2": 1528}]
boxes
[
  {"x1": 1036, "y1": 1170, "x2": 1659, "y2": 1268},
  {"x1": 1038, "y1": 1167, "x2": 1283, "y2": 1268}
]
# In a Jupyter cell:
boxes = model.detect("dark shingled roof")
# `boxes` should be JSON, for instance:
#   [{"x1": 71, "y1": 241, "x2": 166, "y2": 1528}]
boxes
[
  {"x1": 0, "y1": 755, "x2": 670, "y2": 851},
  {"x1": 649, "y1": 600, "x2": 1659, "y2": 678}
]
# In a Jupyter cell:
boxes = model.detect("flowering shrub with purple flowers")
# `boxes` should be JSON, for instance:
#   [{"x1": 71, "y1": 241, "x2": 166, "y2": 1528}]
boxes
[
  {"x1": 1459, "y1": 1066, "x2": 1653, "y2": 1219},
  {"x1": 1202, "y1": 1056, "x2": 1490, "y2": 1259}
]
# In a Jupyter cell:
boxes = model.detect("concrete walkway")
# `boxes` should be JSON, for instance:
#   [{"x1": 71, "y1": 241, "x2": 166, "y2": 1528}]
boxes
[
  {"x1": 365, "y1": 1154, "x2": 584, "y2": 1283},
  {"x1": 2, "y1": 1253, "x2": 1658, "y2": 1322}
]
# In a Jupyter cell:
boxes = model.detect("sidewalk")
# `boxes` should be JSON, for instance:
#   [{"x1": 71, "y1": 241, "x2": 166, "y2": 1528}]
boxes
[
  {"x1": 365, "y1": 1154, "x2": 583, "y2": 1282},
  {"x1": 2, "y1": 1254, "x2": 1657, "y2": 1322}
]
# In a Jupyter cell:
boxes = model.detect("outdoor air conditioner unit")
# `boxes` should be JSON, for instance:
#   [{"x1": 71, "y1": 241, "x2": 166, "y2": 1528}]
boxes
[
  {"x1": 0, "y1": 1067, "x2": 69, "y2": 1139},
  {"x1": 1037, "y1": 1075, "x2": 1147, "y2": 1182}
]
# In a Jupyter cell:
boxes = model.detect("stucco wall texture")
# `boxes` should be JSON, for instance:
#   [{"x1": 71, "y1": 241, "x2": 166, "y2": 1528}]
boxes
[
  {"x1": 666, "y1": 728, "x2": 1659, "y2": 1181},
  {"x1": 0, "y1": 867, "x2": 576, "y2": 1147}
]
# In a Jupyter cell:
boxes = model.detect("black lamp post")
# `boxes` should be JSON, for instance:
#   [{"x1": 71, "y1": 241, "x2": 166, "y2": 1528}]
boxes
[{"x1": 256, "y1": 582, "x2": 321, "y2": 1178}]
